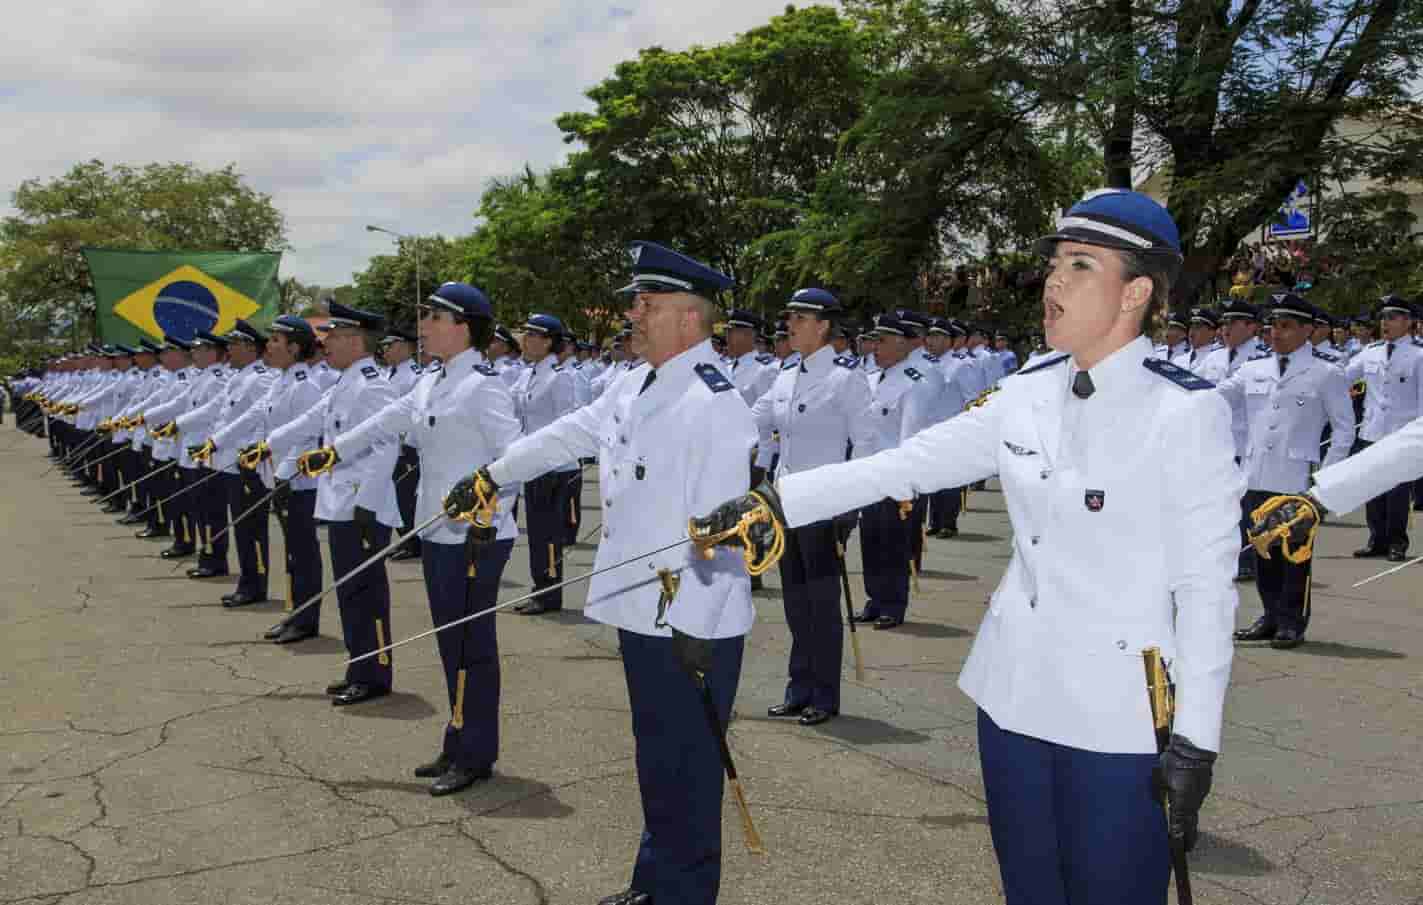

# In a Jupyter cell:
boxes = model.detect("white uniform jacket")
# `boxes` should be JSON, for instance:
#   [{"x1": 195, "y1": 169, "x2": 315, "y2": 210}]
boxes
[
  {"x1": 860, "y1": 357, "x2": 939, "y2": 458},
  {"x1": 938, "y1": 352, "x2": 977, "y2": 418},
  {"x1": 166, "y1": 365, "x2": 228, "y2": 468},
  {"x1": 1345, "y1": 339, "x2": 1423, "y2": 442},
  {"x1": 334, "y1": 348, "x2": 521, "y2": 545},
  {"x1": 752, "y1": 345, "x2": 874, "y2": 479},
  {"x1": 311, "y1": 362, "x2": 340, "y2": 391},
  {"x1": 117, "y1": 367, "x2": 170, "y2": 448},
  {"x1": 388, "y1": 359, "x2": 423, "y2": 398},
  {"x1": 513, "y1": 354, "x2": 577, "y2": 473},
  {"x1": 1313, "y1": 411, "x2": 1423, "y2": 513},
  {"x1": 775, "y1": 336, "x2": 1242, "y2": 754},
  {"x1": 488, "y1": 339, "x2": 756, "y2": 640},
  {"x1": 1215, "y1": 345, "x2": 1353, "y2": 492},
  {"x1": 1171, "y1": 343, "x2": 1218, "y2": 375},
  {"x1": 1197, "y1": 338, "x2": 1269, "y2": 458},
  {"x1": 268, "y1": 357, "x2": 399, "y2": 524},
  {"x1": 730, "y1": 351, "x2": 776, "y2": 408},
  {"x1": 228, "y1": 362, "x2": 324, "y2": 493},
  {"x1": 184, "y1": 360, "x2": 275, "y2": 473},
  {"x1": 143, "y1": 367, "x2": 199, "y2": 462}
]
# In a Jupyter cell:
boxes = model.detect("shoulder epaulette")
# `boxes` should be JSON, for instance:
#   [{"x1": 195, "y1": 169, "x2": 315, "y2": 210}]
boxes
[
  {"x1": 1015, "y1": 353, "x2": 1070, "y2": 376},
  {"x1": 360, "y1": 365, "x2": 380, "y2": 380},
  {"x1": 176, "y1": 371, "x2": 188, "y2": 382},
  {"x1": 833, "y1": 355, "x2": 857, "y2": 369},
  {"x1": 293, "y1": 369, "x2": 308, "y2": 381},
  {"x1": 409, "y1": 361, "x2": 421, "y2": 373},
  {"x1": 904, "y1": 367, "x2": 922, "y2": 381},
  {"x1": 756, "y1": 353, "x2": 775, "y2": 365},
  {"x1": 1248, "y1": 349, "x2": 1274, "y2": 362},
  {"x1": 1367, "y1": 340, "x2": 1385, "y2": 348},
  {"x1": 551, "y1": 364, "x2": 563, "y2": 372},
  {"x1": 1313, "y1": 348, "x2": 1341, "y2": 363},
  {"x1": 781, "y1": 359, "x2": 799, "y2": 371},
  {"x1": 923, "y1": 353, "x2": 940, "y2": 363},
  {"x1": 254, "y1": 365, "x2": 267, "y2": 373},
  {"x1": 1143, "y1": 357, "x2": 1215, "y2": 390},
  {"x1": 474, "y1": 364, "x2": 498, "y2": 377},
  {"x1": 694, "y1": 363, "x2": 733, "y2": 393}
]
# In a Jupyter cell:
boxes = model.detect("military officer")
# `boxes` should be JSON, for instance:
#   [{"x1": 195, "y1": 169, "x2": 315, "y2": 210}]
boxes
[
  {"x1": 233, "y1": 317, "x2": 325, "y2": 629},
  {"x1": 321, "y1": 283, "x2": 520, "y2": 794},
  {"x1": 752, "y1": 288, "x2": 874, "y2": 725},
  {"x1": 696, "y1": 189, "x2": 1236, "y2": 905},
  {"x1": 508, "y1": 313, "x2": 577, "y2": 614},
  {"x1": 1216, "y1": 296, "x2": 1353, "y2": 648},
  {"x1": 273, "y1": 304, "x2": 401, "y2": 695},
  {"x1": 846, "y1": 314, "x2": 937, "y2": 629},
  {"x1": 726, "y1": 309, "x2": 775, "y2": 407},
  {"x1": 114, "y1": 340, "x2": 166, "y2": 525},
  {"x1": 926, "y1": 318, "x2": 977, "y2": 538},
  {"x1": 139, "y1": 337, "x2": 198, "y2": 549},
  {"x1": 488, "y1": 324, "x2": 525, "y2": 386},
  {"x1": 995, "y1": 331, "x2": 1020, "y2": 376},
  {"x1": 1172, "y1": 306, "x2": 1220, "y2": 373},
  {"x1": 380, "y1": 326, "x2": 424, "y2": 561},
  {"x1": 446, "y1": 240, "x2": 755, "y2": 905},
  {"x1": 168, "y1": 330, "x2": 231, "y2": 573},
  {"x1": 1344, "y1": 296, "x2": 1423, "y2": 560},
  {"x1": 1311, "y1": 311, "x2": 1340, "y2": 356}
]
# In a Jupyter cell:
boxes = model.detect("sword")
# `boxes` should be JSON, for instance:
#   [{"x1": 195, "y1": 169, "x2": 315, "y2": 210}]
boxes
[
  {"x1": 60, "y1": 442, "x2": 128, "y2": 478},
  {"x1": 209, "y1": 484, "x2": 280, "y2": 547},
  {"x1": 270, "y1": 509, "x2": 448, "y2": 633},
  {"x1": 128, "y1": 467, "x2": 226, "y2": 521},
  {"x1": 836, "y1": 542, "x2": 866, "y2": 682},
  {"x1": 46, "y1": 434, "x2": 106, "y2": 474},
  {"x1": 348, "y1": 537, "x2": 695, "y2": 664},
  {"x1": 1144, "y1": 647, "x2": 1192, "y2": 905},
  {"x1": 1353, "y1": 553, "x2": 1423, "y2": 588},
  {"x1": 96, "y1": 461, "x2": 176, "y2": 506},
  {"x1": 693, "y1": 663, "x2": 766, "y2": 855}
]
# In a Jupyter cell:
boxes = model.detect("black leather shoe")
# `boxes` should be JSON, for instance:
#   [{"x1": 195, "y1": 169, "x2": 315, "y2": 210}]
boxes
[
  {"x1": 939, "y1": 527, "x2": 959, "y2": 539},
  {"x1": 331, "y1": 684, "x2": 389, "y2": 706},
  {"x1": 516, "y1": 602, "x2": 551, "y2": 615},
  {"x1": 1270, "y1": 627, "x2": 1304, "y2": 649},
  {"x1": 101, "y1": 502, "x2": 126, "y2": 514},
  {"x1": 160, "y1": 545, "x2": 195, "y2": 559},
  {"x1": 272, "y1": 624, "x2": 316, "y2": 645},
  {"x1": 1387, "y1": 546, "x2": 1408, "y2": 562},
  {"x1": 79, "y1": 487, "x2": 103, "y2": 497},
  {"x1": 767, "y1": 703, "x2": 806, "y2": 718},
  {"x1": 325, "y1": 680, "x2": 351, "y2": 695},
  {"x1": 186, "y1": 565, "x2": 229, "y2": 579},
  {"x1": 597, "y1": 891, "x2": 652, "y2": 905},
  {"x1": 799, "y1": 707, "x2": 835, "y2": 726},
  {"x1": 134, "y1": 526, "x2": 169, "y2": 539},
  {"x1": 428, "y1": 765, "x2": 492, "y2": 796},
  {"x1": 874, "y1": 616, "x2": 904, "y2": 630},
  {"x1": 388, "y1": 547, "x2": 421, "y2": 562},
  {"x1": 1234, "y1": 617, "x2": 1277, "y2": 642},
  {"x1": 414, "y1": 754, "x2": 451, "y2": 778},
  {"x1": 118, "y1": 513, "x2": 142, "y2": 525},
  {"x1": 221, "y1": 591, "x2": 267, "y2": 608},
  {"x1": 849, "y1": 610, "x2": 878, "y2": 624},
  {"x1": 1354, "y1": 546, "x2": 1387, "y2": 558},
  {"x1": 262, "y1": 622, "x2": 286, "y2": 640}
]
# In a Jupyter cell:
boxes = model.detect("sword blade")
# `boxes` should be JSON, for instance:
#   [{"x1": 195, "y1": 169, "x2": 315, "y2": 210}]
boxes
[
  {"x1": 209, "y1": 484, "x2": 279, "y2": 547},
  {"x1": 274, "y1": 509, "x2": 448, "y2": 631},
  {"x1": 46, "y1": 435, "x2": 105, "y2": 473},
  {"x1": 1353, "y1": 553, "x2": 1423, "y2": 588},
  {"x1": 130, "y1": 467, "x2": 226, "y2": 520},
  {"x1": 347, "y1": 536, "x2": 694, "y2": 664},
  {"x1": 96, "y1": 460, "x2": 175, "y2": 505}
]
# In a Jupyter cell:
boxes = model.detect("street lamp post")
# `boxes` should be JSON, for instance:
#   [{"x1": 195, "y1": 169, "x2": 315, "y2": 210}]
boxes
[{"x1": 365, "y1": 224, "x2": 422, "y2": 359}]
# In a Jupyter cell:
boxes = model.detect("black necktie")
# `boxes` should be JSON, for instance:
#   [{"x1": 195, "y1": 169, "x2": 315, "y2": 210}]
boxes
[
  {"x1": 1387, "y1": 342, "x2": 1395, "y2": 361},
  {"x1": 1278, "y1": 355, "x2": 1289, "y2": 377},
  {"x1": 1229, "y1": 347, "x2": 1237, "y2": 365},
  {"x1": 1071, "y1": 370, "x2": 1094, "y2": 399},
  {"x1": 800, "y1": 363, "x2": 807, "y2": 373},
  {"x1": 639, "y1": 369, "x2": 657, "y2": 395},
  {"x1": 878, "y1": 371, "x2": 887, "y2": 384},
  {"x1": 731, "y1": 359, "x2": 738, "y2": 373}
]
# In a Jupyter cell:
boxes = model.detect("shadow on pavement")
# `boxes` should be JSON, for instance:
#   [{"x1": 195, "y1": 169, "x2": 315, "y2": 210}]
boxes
[
  {"x1": 1294, "y1": 640, "x2": 1405, "y2": 660},
  {"x1": 810, "y1": 714, "x2": 932, "y2": 746},
  {"x1": 1192, "y1": 831, "x2": 1277, "y2": 876},
  {"x1": 916, "y1": 569, "x2": 979, "y2": 582},
  {"x1": 342, "y1": 691, "x2": 438, "y2": 721},
  {"x1": 464, "y1": 775, "x2": 577, "y2": 819},
  {"x1": 945, "y1": 532, "x2": 1001, "y2": 543},
  {"x1": 282, "y1": 636, "x2": 348, "y2": 655},
  {"x1": 886, "y1": 622, "x2": 971, "y2": 639}
]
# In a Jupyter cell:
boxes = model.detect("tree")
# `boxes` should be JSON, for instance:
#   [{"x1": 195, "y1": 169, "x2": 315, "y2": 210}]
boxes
[
  {"x1": 0, "y1": 160, "x2": 287, "y2": 357},
  {"x1": 351, "y1": 235, "x2": 461, "y2": 329}
]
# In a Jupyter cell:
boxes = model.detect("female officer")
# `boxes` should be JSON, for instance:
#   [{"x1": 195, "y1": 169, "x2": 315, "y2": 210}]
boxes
[
  {"x1": 751, "y1": 289, "x2": 874, "y2": 725},
  {"x1": 695, "y1": 190, "x2": 1240, "y2": 905},
  {"x1": 302, "y1": 283, "x2": 520, "y2": 795}
]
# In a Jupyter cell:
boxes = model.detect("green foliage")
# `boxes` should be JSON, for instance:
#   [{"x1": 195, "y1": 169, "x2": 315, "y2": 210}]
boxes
[{"x1": 0, "y1": 160, "x2": 287, "y2": 358}]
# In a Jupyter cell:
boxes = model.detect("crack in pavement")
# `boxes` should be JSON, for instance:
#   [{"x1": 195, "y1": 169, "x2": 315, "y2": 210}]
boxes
[{"x1": 454, "y1": 822, "x2": 549, "y2": 905}]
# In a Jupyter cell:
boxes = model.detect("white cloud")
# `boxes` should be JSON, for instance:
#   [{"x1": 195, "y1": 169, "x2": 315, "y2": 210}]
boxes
[{"x1": 2, "y1": 0, "x2": 803, "y2": 285}]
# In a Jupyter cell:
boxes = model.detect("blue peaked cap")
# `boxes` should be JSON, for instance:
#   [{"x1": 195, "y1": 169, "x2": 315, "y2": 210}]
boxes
[
  {"x1": 618, "y1": 241, "x2": 734, "y2": 296},
  {"x1": 1037, "y1": 189, "x2": 1182, "y2": 259},
  {"x1": 523, "y1": 313, "x2": 566, "y2": 336},
  {"x1": 785, "y1": 288, "x2": 839, "y2": 313},
  {"x1": 138, "y1": 339, "x2": 163, "y2": 354},
  {"x1": 426, "y1": 282, "x2": 493, "y2": 320},
  {"x1": 192, "y1": 329, "x2": 229, "y2": 348},
  {"x1": 271, "y1": 315, "x2": 315, "y2": 338},
  {"x1": 322, "y1": 302, "x2": 385, "y2": 331}
]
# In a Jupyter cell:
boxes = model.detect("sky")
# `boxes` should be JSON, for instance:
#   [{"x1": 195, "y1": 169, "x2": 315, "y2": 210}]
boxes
[{"x1": 2, "y1": 0, "x2": 802, "y2": 287}]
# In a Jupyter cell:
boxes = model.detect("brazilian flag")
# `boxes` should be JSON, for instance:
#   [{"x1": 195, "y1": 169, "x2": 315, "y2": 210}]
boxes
[{"x1": 82, "y1": 248, "x2": 282, "y2": 346}]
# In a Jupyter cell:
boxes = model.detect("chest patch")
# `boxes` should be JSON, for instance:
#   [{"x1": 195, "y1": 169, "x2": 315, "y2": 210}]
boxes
[
  {"x1": 294, "y1": 370, "x2": 307, "y2": 381},
  {"x1": 694, "y1": 363, "x2": 733, "y2": 393},
  {"x1": 361, "y1": 365, "x2": 380, "y2": 380},
  {"x1": 904, "y1": 367, "x2": 922, "y2": 381},
  {"x1": 1085, "y1": 490, "x2": 1105, "y2": 512}
]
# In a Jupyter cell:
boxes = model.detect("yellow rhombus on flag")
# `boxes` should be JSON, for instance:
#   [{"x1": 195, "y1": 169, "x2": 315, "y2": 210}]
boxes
[{"x1": 113, "y1": 264, "x2": 261, "y2": 339}]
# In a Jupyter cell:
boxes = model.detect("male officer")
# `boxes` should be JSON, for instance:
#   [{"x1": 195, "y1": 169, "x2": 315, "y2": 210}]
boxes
[
  {"x1": 846, "y1": 314, "x2": 937, "y2": 629},
  {"x1": 1344, "y1": 295, "x2": 1423, "y2": 561},
  {"x1": 1197, "y1": 301, "x2": 1268, "y2": 580},
  {"x1": 1312, "y1": 312, "x2": 1339, "y2": 355},
  {"x1": 114, "y1": 340, "x2": 167, "y2": 525},
  {"x1": 995, "y1": 331, "x2": 1020, "y2": 376},
  {"x1": 695, "y1": 189, "x2": 1237, "y2": 905},
  {"x1": 167, "y1": 330, "x2": 231, "y2": 573},
  {"x1": 926, "y1": 318, "x2": 978, "y2": 538},
  {"x1": 509, "y1": 313, "x2": 576, "y2": 614},
  {"x1": 752, "y1": 288, "x2": 874, "y2": 724},
  {"x1": 725, "y1": 309, "x2": 775, "y2": 407},
  {"x1": 1216, "y1": 296, "x2": 1353, "y2": 648},
  {"x1": 488, "y1": 324, "x2": 524, "y2": 386},
  {"x1": 232, "y1": 316, "x2": 325, "y2": 632},
  {"x1": 203, "y1": 322, "x2": 279, "y2": 605},
  {"x1": 446, "y1": 240, "x2": 755, "y2": 905},
  {"x1": 140, "y1": 337, "x2": 198, "y2": 551},
  {"x1": 1155, "y1": 310, "x2": 1190, "y2": 360},
  {"x1": 320, "y1": 282, "x2": 520, "y2": 794},
  {"x1": 273, "y1": 303, "x2": 402, "y2": 695},
  {"x1": 1172, "y1": 307, "x2": 1221, "y2": 373},
  {"x1": 381, "y1": 326, "x2": 424, "y2": 561}
]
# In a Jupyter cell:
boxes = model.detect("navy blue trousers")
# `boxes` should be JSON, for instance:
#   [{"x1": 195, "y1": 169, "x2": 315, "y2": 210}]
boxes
[
  {"x1": 858, "y1": 498, "x2": 910, "y2": 620},
  {"x1": 330, "y1": 519, "x2": 393, "y2": 689},
  {"x1": 621, "y1": 630, "x2": 744, "y2": 905},
  {"x1": 421, "y1": 537, "x2": 512, "y2": 770},
  {"x1": 395, "y1": 446, "x2": 421, "y2": 553},
  {"x1": 170, "y1": 466, "x2": 201, "y2": 550},
  {"x1": 193, "y1": 467, "x2": 229, "y2": 572},
  {"x1": 778, "y1": 518, "x2": 843, "y2": 714},
  {"x1": 523, "y1": 471, "x2": 565, "y2": 609},
  {"x1": 146, "y1": 456, "x2": 175, "y2": 533},
  {"x1": 978, "y1": 709, "x2": 1168, "y2": 905},
  {"x1": 560, "y1": 468, "x2": 584, "y2": 545},
  {"x1": 929, "y1": 486, "x2": 964, "y2": 532},
  {"x1": 279, "y1": 489, "x2": 323, "y2": 632},
  {"x1": 229, "y1": 472, "x2": 270, "y2": 598}
]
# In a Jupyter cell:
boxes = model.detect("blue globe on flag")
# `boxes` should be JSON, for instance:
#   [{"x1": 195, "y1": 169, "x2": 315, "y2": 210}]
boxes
[{"x1": 152, "y1": 280, "x2": 221, "y2": 340}]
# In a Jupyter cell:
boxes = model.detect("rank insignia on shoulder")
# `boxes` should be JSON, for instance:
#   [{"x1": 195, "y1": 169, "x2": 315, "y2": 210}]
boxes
[
  {"x1": 409, "y1": 362, "x2": 421, "y2": 372},
  {"x1": 294, "y1": 370, "x2": 307, "y2": 381},
  {"x1": 254, "y1": 365, "x2": 267, "y2": 373},
  {"x1": 904, "y1": 367, "x2": 922, "y2": 381},
  {"x1": 1312, "y1": 348, "x2": 1340, "y2": 363},
  {"x1": 474, "y1": 364, "x2": 498, "y2": 377},
  {"x1": 1143, "y1": 358, "x2": 1214, "y2": 390},
  {"x1": 694, "y1": 363, "x2": 733, "y2": 393},
  {"x1": 1003, "y1": 441, "x2": 1037, "y2": 456},
  {"x1": 361, "y1": 365, "x2": 380, "y2": 379},
  {"x1": 176, "y1": 372, "x2": 188, "y2": 381},
  {"x1": 781, "y1": 359, "x2": 799, "y2": 370},
  {"x1": 1015, "y1": 353, "x2": 1069, "y2": 376},
  {"x1": 924, "y1": 353, "x2": 940, "y2": 363},
  {"x1": 756, "y1": 353, "x2": 775, "y2": 365},
  {"x1": 833, "y1": 355, "x2": 857, "y2": 369}
]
